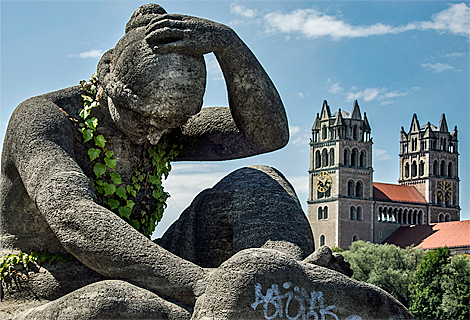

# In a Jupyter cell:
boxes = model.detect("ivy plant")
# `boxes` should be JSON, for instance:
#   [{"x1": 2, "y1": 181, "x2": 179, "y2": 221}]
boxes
[{"x1": 78, "y1": 75, "x2": 180, "y2": 238}]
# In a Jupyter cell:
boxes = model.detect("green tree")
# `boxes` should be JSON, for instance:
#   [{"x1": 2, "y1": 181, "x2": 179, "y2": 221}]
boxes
[
  {"x1": 342, "y1": 241, "x2": 424, "y2": 308},
  {"x1": 409, "y1": 248, "x2": 469, "y2": 320}
]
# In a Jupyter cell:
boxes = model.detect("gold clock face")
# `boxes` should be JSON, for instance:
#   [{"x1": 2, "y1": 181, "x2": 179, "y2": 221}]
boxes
[
  {"x1": 437, "y1": 181, "x2": 452, "y2": 201},
  {"x1": 316, "y1": 171, "x2": 332, "y2": 192}
]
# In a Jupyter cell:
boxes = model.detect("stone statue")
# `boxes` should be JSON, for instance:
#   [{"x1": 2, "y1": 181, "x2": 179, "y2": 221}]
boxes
[{"x1": 1, "y1": 4, "x2": 413, "y2": 319}]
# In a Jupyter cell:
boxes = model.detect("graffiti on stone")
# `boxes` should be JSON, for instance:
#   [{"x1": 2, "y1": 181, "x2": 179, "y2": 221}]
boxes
[{"x1": 251, "y1": 282, "x2": 373, "y2": 320}]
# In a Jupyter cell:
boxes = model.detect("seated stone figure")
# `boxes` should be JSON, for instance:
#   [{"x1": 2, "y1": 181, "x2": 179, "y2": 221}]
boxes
[{"x1": 1, "y1": 4, "x2": 412, "y2": 319}]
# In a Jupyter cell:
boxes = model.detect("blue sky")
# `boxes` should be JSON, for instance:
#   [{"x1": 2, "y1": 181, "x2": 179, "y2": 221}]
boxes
[{"x1": 1, "y1": 1, "x2": 469, "y2": 238}]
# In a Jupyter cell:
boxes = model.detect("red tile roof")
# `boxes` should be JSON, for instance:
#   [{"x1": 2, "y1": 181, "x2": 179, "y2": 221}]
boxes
[
  {"x1": 373, "y1": 182, "x2": 426, "y2": 204},
  {"x1": 383, "y1": 220, "x2": 470, "y2": 250}
]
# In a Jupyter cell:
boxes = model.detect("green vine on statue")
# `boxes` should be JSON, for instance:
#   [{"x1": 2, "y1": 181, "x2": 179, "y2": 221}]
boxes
[{"x1": 78, "y1": 74, "x2": 180, "y2": 238}]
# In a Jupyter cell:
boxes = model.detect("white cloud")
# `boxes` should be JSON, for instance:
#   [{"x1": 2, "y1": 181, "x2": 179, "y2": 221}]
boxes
[
  {"x1": 289, "y1": 126, "x2": 310, "y2": 147},
  {"x1": 416, "y1": 2, "x2": 470, "y2": 36},
  {"x1": 69, "y1": 49, "x2": 103, "y2": 59},
  {"x1": 262, "y1": 3, "x2": 470, "y2": 40},
  {"x1": 443, "y1": 52, "x2": 466, "y2": 58},
  {"x1": 329, "y1": 82, "x2": 343, "y2": 94},
  {"x1": 296, "y1": 92, "x2": 304, "y2": 98},
  {"x1": 204, "y1": 54, "x2": 224, "y2": 81},
  {"x1": 289, "y1": 125, "x2": 300, "y2": 136},
  {"x1": 374, "y1": 149, "x2": 392, "y2": 161},
  {"x1": 342, "y1": 86, "x2": 420, "y2": 103},
  {"x1": 230, "y1": 3, "x2": 257, "y2": 18},
  {"x1": 421, "y1": 62, "x2": 456, "y2": 73}
]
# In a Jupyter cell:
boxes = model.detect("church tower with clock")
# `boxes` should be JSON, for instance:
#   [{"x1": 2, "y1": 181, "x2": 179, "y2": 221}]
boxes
[
  {"x1": 308, "y1": 101, "x2": 460, "y2": 250},
  {"x1": 398, "y1": 113, "x2": 460, "y2": 222},
  {"x1": 308, "y1": 100, "x2": 374, "y2": 249}
]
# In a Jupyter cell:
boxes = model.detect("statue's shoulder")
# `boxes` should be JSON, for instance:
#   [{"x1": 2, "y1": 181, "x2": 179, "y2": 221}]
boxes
[
  {"x1": 5, "y1": 86, "x2": 82, "y2": 149},
  {"x1": 15, "y1": 85, "x2": 82, "y2": 115}
]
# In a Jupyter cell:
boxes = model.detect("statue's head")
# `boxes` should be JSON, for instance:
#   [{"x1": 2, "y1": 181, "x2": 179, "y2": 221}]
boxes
[{"x1": 97, "y1": 4, "x2": 206, "y2": 141}]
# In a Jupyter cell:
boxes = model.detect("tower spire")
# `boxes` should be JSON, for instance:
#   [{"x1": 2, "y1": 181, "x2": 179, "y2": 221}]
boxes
[
  {"x1": 438, "y1": 113, "x2": 449, "y2": 132},
  {"x1": 320, "y1": 100, "x2": 331, "y2": 120},
  {"x1": 409, "y1": 114, "x2": 420, "y2": 133},
  {"x1": 350, "y1": 100, "x2": 362, "y2": 120}
]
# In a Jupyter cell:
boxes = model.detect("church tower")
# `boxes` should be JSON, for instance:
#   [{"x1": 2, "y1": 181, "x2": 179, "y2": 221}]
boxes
[
  {"x1": 308, "y1": 100, "x2": 374, "y2": 250},
  {"x1": 398, "y1": 113, "x2": 460, "y2": 222}
]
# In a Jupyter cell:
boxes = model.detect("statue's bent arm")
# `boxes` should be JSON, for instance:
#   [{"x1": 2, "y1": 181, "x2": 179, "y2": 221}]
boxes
[
  {"x1": 146, "y1": 14, "x2": 289, "y2": 161},
  {"x1": 8, "y1": 97, "x2": 206, "y2": 307}
]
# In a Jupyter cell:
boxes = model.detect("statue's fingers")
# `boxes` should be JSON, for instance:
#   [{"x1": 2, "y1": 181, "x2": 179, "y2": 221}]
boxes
[
  {"x1": 145, "y1": 19, "x2": 187, "y2": 35},
  {"x1": 145, "y1": 27, "x2": 190, "y2": 47},
  {"x1": 147, "y1": 13, "x2": 186, "y2": 28}
]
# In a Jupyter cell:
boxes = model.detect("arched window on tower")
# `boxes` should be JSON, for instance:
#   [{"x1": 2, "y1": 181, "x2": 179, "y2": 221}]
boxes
[
  {"x1": 351, "y1": 148, "x2": 358, "y2": 167},
  {"x1": 440, "y1": 160, "x2": 446, "y2": 177},
  {"x1": 433, "y1": 160, "x2": 438, "y2": 176},
  {"x1": 318, "y1": 207, "x2": 323, "y2": 220},
  {"x1": 405, "y1": 163, "x2": 410, "y2": 178},
  {"x1": 411, "y1": 161, "x2": 417, "y2": 177},
  {"x1": 344, "y1": 149, "x2": 350, "y2": 166},
  {"x1": 360, "y1": 151, "x2": 366, "y2": 168},
  {"x1": 329, "y1": 148, "x2": 335, "y2": 166},
  {"x1": 352, "y1": 235, "x2": 359, "y2": 242},
  {"x1": 348, "y1": 180, "x2": 354, "y2": 197},
  {"x1": 353, "y1": 125, "x2": 358, "y2": 140},
  {"x1": 350, "y1": 206, "x2": 356, "y2": 220},
  {"x1": 322, "y1": 149, "x2": 328, "y2": 167},
  {"x1": 448, "y1": 162, "x2": 453, "y2": 178},
  {"x1": 315, "y1": 150, "x2": 321, "y2": 169},
  {"x1": 419, "y1": 160, "x2": 425, "y2": 176},
  {"x1": 355, "y1": 181, "x2": 363, "y2": 199},
  {"x1": 320, "y1": 235, "x2": 325, "y2": 246},
  {"x1": 357, "y1": 207, "x2": 363, "y2": 221},
  {"x1": 324, "y1": 206, "x2": 328, "y2": 219},
  {"x1": 322, "y1": 126, "x2": 327, "y2": 140}
]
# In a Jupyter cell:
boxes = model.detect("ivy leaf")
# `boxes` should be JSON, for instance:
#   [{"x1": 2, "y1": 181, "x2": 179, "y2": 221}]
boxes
[
  {"x1": 152, "y1": 189, "x2": 161, "y2": 200},
  {"x1": 104, "y1": 157, "x2": 117, "y2": 169},
  {"x1": 118, "y1": 206, "x2": 132, "y2": 219},
  {"x1": 81, "y1": 94, "x2": 94, "y2": 102},
  {"x1": 110, "y1": 172, "x2": 122, "y2": 185},
  {"x1": 148, "y1": 173, "x2": 159, "y2": 185},
  {"x1": 126, "y1": 185, "x2": 136, "y2": 197},
  {"x1": 87, "y1": 148, "x2": 101, "y2": 161},
  {"x1": 107, "y1": 199, "x2": 120, "y2": 210},
  {"x1": 105, "y1": 150, "x2": 114, "y2": 158},
  {"x1": 116, "y1": 186, "x2": 127, "y2": 200},
  {"x1": 94, "y1": 135, "x2": 106, "y2": 148},
  {"x1": 93, "y1": 163, "x2": 106, "y2": 178},
  {"x1": 82, "y1": 128, "x2": 93, "y2": 142},
  {"x1": 126, "y1": 200, "x2": 135, "y2": 210},
  {"x1": 103, "y1": 183, "x2": 116, "y2": 196},
  {"x1": 85, "y1": 117, "x2": 98, "y2": 130},
  {"x1": 129, "y1": 219, "x2": 140, "y2": 230},
  {"x1": 133, "y1": 183, "x2": 141, "y2": 191},
  {"x1": 95, "y1": 179, "x2": 104, "y2": 186}
]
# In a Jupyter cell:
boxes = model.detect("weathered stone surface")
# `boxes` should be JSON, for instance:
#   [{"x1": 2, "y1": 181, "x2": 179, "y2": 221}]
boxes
[
  {"x1": 303, "y1": 245, "x2": 354, "y2": 277},
  {"x1": 13, "y1": 280, "x2": 191, "y2": 320},
  {"x1": 159, "y1": 165, "x2": 315, "y2": 267},
  {"x1": 192, "y1": 248, "x2": 413, "y2": 320}
]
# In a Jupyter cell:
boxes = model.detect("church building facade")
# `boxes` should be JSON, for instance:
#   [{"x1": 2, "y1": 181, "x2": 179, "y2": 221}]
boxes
[{"x1": 307, "y1": 100, "x2": 460, "y2": 250}]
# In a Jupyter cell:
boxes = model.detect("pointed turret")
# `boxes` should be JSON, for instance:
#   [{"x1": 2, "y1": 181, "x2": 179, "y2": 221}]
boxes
[
  {"x1": 350, "y1": 100, "x2": 362, "y2": 120},
  {"x1": 312, "y1": 113, "x2": 321, "y2": 131},
  {"x1": 334, "y1": 109, "x2": 345, "y2": 126},
  {"x1": 451, "y1": 126, "x2": 458, "y2": 140},
  {"x1": 400, "y1": 126, "x2": 408, "y2": 141},
  {"x1": 320, "y1": 100, "x2": 331, "y2": 120},
  {"x1": 423, "y1": 122, "x2": 434, "y2": 139},
  {"x1": 409, "y1": 114, "x2": 420, "y2": 133},
  {"x1": 438, "y1": 113, "x2": 449, "y2": 132},
  {"x1": 362, "y1": 112, "x2": 371, "y2": 132}
]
